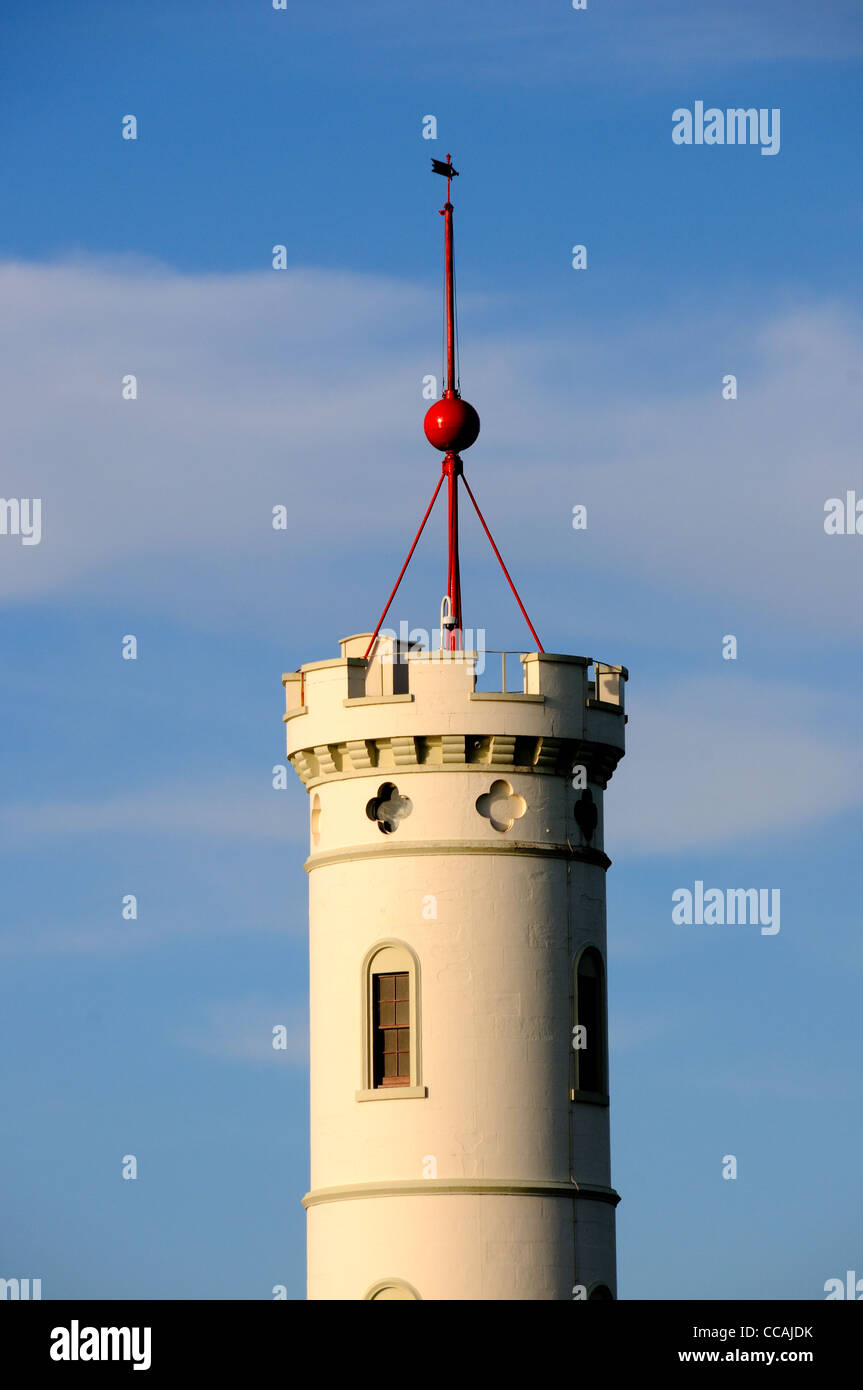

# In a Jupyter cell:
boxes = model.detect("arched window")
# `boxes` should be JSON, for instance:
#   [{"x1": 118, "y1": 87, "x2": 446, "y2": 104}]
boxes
[
  {"x1": 356, "y1": 942, "x2": 427, "y2": 1101},
  {"x1": 572, "y1": 946, "x2": 607, "y2": 1100},
  {"x1": 364, "y1": 1279, "x2": 422, "y2": 1300},
  {"x1": 587, "y1": 1283, "x2": 614, "y2": 1301}
]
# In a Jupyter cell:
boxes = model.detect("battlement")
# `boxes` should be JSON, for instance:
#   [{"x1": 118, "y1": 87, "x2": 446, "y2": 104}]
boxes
[{"x1": 282, "y1": 634, "x2": 627, "y2": 776}]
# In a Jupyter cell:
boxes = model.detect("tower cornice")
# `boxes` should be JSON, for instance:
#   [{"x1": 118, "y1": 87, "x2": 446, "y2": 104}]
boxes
[{"x1": 288, "y1": 733, "x2": 624, "y2": 790}]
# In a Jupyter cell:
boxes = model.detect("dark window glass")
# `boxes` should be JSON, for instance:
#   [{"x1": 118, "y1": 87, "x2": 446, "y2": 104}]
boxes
[
  {"x1": 374, "y1": 973, "x2": 410, "y2": 1087},
  {"x1": 576, "y1": 951, "x2": 604, "y2": 1094}
]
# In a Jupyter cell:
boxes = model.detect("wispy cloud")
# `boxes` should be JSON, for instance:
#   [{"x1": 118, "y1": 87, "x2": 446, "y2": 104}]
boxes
[
  {"x1": 0, "y1": 778, "x2": 302, "y2": 845},
  {"x1": 311, "y1": 0, "x2": 863, "y2": 82},
  {"x1": 607, "y1": 676, "x2": 863, "y2": 853},
  {"x1": 2, "y1": 678, "x2": 860, "y2": 864},
  {"x1": 2, "y1": 259, "x2": 862, "y2": 651},
  {"x1": 173, "y1": 995, "x2": 308, "y2": 1065}
]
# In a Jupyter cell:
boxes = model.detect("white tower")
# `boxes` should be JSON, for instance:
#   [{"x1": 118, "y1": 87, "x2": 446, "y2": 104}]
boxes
[{"x1": 282, "y1": 158, "x2": 628, "y2": 1301}]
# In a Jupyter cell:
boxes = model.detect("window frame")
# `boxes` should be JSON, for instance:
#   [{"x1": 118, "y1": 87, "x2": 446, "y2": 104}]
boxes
[
  {"x1": 356, "y1": 940, "x2": 427, "y2": 1102},
  {"x1": 373, "y1": 970, "x2": 411, "y2": 1087},
  {"x1": 570, "y1": 944, "x2": 609, "y2": 1104}
]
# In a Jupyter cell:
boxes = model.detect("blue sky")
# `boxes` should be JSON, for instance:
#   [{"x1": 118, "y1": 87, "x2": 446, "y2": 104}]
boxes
[{"x1": 1, "y1": 0, "x2": 862, "y2": 1299}]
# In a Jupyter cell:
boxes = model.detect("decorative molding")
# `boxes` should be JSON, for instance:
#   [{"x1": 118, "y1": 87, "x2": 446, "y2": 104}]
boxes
[
  {"x1": 288, "y1": 735, "x2": 623, "y2": 790},
  {"x1": 441, "y1": 734, "x2": 465, "y2": 765},
  {"x1": 292, "y1": 750, "x2": 317, "y2": 783},
  {"x1": 345, "y1": 739, "x2": 375, "y2": 770},
  {"x1": 489, "y1": 734, "x2": 517, "y2": 765},
  {"x1": 314, "y1": 744, "x2": 338, "y2": 777},
  {"x1": 306, "y1": 841, "x2": 612, "y2": 874},
  {"x1": 303, "y1": 1178, "x2": 621, "y2": 1210},
  {"x1": 391, "y1": 735, "x2": 418, "y2": 767},
  {"x1": 534, "y1": 738, "x2": 561, "y2": 771}
]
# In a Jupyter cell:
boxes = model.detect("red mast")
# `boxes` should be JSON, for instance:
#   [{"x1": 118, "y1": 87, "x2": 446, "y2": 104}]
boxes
[
  {"x1": 424, "y1": 155, "x2": 479, "y2": 651},
  {"x1": 442, "y1": 160, "x2": 456, "y2": 396},
  {"x1": 363, "y1": 158, "x2": 543, "y2": 663}
]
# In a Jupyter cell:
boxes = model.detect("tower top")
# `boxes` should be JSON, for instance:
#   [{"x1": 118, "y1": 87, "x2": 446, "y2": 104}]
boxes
[{"x1": 364, "y1": 158, "x2": 543, "y2": 661}]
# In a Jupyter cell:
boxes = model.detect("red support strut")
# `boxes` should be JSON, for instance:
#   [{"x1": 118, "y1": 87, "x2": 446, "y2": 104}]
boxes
[
  {"x1": 461, "y1": 474, "x2": 545, "y2": 654},
  {"x1": 363, "y1": 473, "x2": 445, "y2": 661}
]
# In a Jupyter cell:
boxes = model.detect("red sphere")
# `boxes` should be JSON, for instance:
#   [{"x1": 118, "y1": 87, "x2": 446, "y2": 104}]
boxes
[{"x1": 423, "y1": 394, "x2": 480, "y2": 453}]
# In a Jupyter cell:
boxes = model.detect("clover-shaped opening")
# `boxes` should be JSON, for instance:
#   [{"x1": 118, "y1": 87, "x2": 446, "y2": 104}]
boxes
[
  {"x1": 475, "y1": 778, "x2": 526, "y2": 834},
  {"x1": 574, "y1": 788, "x2": 597, "y2": 845},
  {"x1": 366, "y1": 782, "x2": 413, "y2": 835},
  {"x1": 310, "y1": 794, "x2": 321, "y2": 846}
]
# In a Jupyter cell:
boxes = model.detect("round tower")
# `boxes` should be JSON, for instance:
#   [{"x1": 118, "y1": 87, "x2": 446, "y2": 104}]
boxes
[
  {"x1": 282, "y1": 155, "x2": 628, "y2": 1300},
  {"x1": 283, "y1": 641, "x2": 626, "y2": 1300}
]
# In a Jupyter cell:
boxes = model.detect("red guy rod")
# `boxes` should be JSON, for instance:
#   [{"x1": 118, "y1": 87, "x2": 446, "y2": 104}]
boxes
[
  {"x1": 363, "y1": 473, "x2": 445, "y2": 661},
  {"x1": 460, "y1": 473, "x2": 545, "y2": 653}
]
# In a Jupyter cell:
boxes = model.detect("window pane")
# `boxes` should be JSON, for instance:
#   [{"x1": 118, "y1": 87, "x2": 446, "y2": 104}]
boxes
[
  {"x1": 372, "y1": 971, "x2": 413, "y2": 1089},
  {"x1": 577, "y1": 957, "x2": 603, "y2": 1092}
]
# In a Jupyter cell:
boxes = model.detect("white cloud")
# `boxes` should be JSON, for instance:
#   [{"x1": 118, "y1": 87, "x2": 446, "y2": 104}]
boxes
[
  {"x1": 607, "y1": 675, "x2": 863, "y2": 853},
  {"x1": 2, "y1": 257, "x2": 861, "y2": 653},
  {"x1": 359, "y1": 0, "x2": 863, "y2": 87},
  {"x1": 337, "y1": 0, "x2": 863, "y2": 80}
]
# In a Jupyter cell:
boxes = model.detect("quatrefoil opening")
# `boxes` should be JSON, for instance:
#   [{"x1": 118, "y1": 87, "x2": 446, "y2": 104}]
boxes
[
  {"x1": 366, "y1": 782, "x2": 413, "y2": 835},
  {"x1": 475, "y1": 778, "x2": 526, "y2": 834}
]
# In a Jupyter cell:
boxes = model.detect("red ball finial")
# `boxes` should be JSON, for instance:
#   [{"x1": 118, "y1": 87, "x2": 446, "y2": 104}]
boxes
[{"x1": 423, "y1": 392, "x2": 480, "y2": 453}]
